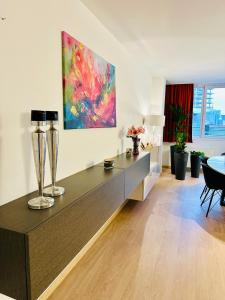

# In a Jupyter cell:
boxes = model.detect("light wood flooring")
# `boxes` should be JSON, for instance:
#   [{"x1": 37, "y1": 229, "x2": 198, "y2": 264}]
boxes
[{"x1": 49, "y1": 170, "x2": 225, "y2": 300}]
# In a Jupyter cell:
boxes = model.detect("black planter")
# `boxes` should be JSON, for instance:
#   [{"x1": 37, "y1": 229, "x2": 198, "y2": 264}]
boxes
[
  {"x1": 170, "y1": 145, "x2": 176, "y2": 174},
  {"x1": 174, "y1": 151, "x2": 189, "y2": 180},
  {"x1": 190, "y1": 155, "x2": 201, "y2": 178}
]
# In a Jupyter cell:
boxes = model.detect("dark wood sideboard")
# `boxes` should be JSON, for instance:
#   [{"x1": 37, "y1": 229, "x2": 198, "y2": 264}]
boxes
[{"x1": 0, "y1": 152, "x2": 150, "y2": 300}]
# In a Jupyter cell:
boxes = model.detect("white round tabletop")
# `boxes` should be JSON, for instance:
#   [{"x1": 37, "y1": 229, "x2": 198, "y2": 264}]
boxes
[{"x1": 207, "y1": 156, "x2": 225, "y2": 175}]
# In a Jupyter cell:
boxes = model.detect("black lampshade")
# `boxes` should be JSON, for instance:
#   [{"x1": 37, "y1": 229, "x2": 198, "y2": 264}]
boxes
[
  {"x1": 46, "y1": 111, "x2": 58, "y2": 121},
  {"x1": 31, "y1": 110, "x2": 46, "y2": 121}
]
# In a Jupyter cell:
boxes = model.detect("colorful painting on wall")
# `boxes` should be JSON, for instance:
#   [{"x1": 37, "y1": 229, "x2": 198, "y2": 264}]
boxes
[{"x1": 62, "y1": 31, "x2": 116, "y2": 129}]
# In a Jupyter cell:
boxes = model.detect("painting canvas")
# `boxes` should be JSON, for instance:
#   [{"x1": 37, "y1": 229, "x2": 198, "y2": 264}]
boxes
[{"x1": 62, "y1": 31, "x2": 116, "y2": 129}]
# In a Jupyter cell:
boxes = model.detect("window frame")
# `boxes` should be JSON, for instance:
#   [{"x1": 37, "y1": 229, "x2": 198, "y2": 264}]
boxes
[{"x1": 193, "y1": 83, "x2": 225, "y2": 140}]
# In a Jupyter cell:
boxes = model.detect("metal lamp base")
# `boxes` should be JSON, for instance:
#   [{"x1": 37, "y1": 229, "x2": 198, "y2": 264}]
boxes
[
  {"x1": 43, "y1": 186, "x2": 65, "y2": 197},
  {"x1": 28, "y1": 196, "x2": 54, "y2": 210}
]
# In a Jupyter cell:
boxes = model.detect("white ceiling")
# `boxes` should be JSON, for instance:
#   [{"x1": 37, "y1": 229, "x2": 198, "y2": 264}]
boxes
[{"x1": 81, "y1": 0, "x2": 225, "y2": 83}]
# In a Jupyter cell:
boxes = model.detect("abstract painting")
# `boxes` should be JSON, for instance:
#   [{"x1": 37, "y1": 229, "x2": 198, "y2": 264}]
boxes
[{"x1": 62, "y1": 31, "x2": 116, "y2": 129}]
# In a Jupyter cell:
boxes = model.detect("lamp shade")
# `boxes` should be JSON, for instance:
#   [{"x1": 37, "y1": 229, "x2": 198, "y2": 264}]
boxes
[
  {"x1": 46, "y1": 111, "x2": 58, "y2": 121},
  {"x1": 144, "y1": 115, "x2": 165, "y2": 127},
  {"x1": 31, "y1": 110, "x2": 46, "y2": 122}
]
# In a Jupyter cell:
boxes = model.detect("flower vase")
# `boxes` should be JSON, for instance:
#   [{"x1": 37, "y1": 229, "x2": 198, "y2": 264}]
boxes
[{"x1": 132, "y1": 136, "x2": 140, "y2": 155}]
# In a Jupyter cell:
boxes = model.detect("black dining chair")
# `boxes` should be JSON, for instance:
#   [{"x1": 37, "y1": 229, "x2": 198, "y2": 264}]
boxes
[
  {"x1": 201, "y1": 163, "x2": 225, "y2": 217},
  {"x1": 200, "y1": 156, "x2": 209, "y2": 200},
  {"x1": 219, "y1": 153, "x2": 225, "y2": 203}
]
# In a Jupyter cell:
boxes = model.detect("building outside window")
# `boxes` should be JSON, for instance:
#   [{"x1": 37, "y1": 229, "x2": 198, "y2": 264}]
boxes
[{"x1": 192, "y1": 85, "x2": 225, "y2": 138}]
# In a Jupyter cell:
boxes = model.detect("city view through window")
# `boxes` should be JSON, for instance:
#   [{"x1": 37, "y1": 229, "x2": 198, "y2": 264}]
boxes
[{"x1": 192, "y1": 86, "x2": 225, "y2": 137}]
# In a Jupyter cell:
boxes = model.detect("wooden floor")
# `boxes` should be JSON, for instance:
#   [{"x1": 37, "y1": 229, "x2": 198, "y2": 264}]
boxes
[{"x1": 49, "y1": 170, "x2": 225, "y2": 300}]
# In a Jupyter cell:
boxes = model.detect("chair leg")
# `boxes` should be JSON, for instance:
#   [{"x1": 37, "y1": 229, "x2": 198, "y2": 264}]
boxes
[
  {"x1": 200, "y1": 185, "x2": 207, "y2": 199},
  {"x1": 206, "y1": 190, "x2": 215, "y2": 217},
  {"x1": 201, "y1": 188, "x2": 210, "y2": 206},
  {"x1": 220, "y1": 190, "x2": 225, "y2": 206}
]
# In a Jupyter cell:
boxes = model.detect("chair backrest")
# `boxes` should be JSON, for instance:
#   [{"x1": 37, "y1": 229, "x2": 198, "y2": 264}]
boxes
[
  {"x1": 201, "y1": 163, "x2": 225, "y2": 190},
  {"x1": 201, "y1": 156, "x2": 209, "y2": 164}
]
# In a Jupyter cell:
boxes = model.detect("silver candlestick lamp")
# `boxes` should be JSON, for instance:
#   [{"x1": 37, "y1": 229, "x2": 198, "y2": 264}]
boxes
[
  {"x1": 28, "y1": 110, "x2": 55, "y2": 209},
  {"x1": 43, "y1": 111, "x2": 65, "y2": 197}
]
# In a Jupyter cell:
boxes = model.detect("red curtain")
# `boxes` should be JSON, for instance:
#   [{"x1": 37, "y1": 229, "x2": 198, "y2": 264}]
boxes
[{"x1": 163, "y1": 84, "x2": 194, "y2": 143}]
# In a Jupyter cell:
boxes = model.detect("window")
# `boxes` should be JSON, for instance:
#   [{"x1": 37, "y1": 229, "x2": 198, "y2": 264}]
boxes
[{"x1": 192, "y1": 85, "x2": 225, "y2": 138}]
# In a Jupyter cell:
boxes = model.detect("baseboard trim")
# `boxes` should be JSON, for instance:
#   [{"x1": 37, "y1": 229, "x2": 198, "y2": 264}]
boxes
[
  {"x1": 38, "y1": 199, "x2": 129, "y2": 300},
  {"x1": 163, "y1": 165, "x2": 190, "y2": 170},
  {"x1": 162, "y1": 165, "x2": 170, "y2": 169},
  {"x1": 162, "y1": 166, "x2": 203, "y2": 173}
]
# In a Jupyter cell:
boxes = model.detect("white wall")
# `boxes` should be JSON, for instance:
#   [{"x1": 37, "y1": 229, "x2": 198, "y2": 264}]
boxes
[
  {"x1": 147, "y1": 77, "x2": 166, "y2": 171},
  {"x1": 0, "y1": 0, "x2": 153, "y2": 205},
  {"x1": 150, "y1": 77, "x2": 166, "y2": 115}
]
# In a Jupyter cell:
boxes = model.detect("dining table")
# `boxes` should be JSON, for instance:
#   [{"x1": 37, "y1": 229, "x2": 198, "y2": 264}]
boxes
[{"x1": 207, "y1": 156, "x2": 225, "y2": 205}]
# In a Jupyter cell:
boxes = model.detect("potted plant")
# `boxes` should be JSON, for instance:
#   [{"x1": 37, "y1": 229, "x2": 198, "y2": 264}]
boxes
[
  {"x1": 190, "y1": 151, "x2": 205, "y2": 178},
  {"x1": 174, "y1": 132, "x2": 189, "y2": 180},
  {"x1": 169, "y1": 105, "x2": 187, "y2": 174},
  {"x1": 127, "y1": 126, "x2": 145, "y2": 155}
]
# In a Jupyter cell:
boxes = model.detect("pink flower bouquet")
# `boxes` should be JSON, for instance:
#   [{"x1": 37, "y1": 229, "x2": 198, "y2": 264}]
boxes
[
  {"x1": 127, "y1": 126, "x2": 145, "y2": 137},
  {"x1": 127, "y1": 126, "x2": 145, "y2": 155}
]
